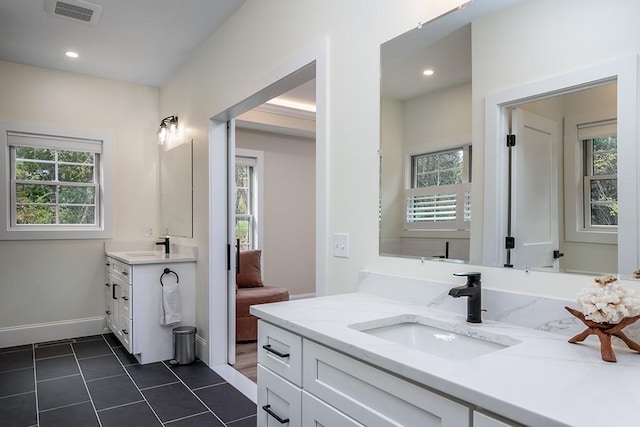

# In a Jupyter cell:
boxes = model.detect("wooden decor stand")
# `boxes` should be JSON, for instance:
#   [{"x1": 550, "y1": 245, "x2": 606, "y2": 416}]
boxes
[{"x1": 565, "y1": 306, "x2": 640, "y2": 362}]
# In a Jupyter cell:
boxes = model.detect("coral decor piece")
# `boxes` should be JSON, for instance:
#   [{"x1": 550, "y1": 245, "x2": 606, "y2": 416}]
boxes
[
  {"x1": 566, "y1": 275, "x2": 640, "y2": 362},
  {"x1": 576, "y1": 275, "x2": 640, "y2": 324}
]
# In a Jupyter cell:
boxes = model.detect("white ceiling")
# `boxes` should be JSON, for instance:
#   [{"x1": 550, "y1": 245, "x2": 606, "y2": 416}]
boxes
[
  {"x1": 0, "y1": 0, "x2": 246, "y2": 87},
  {"x1": 381, "y1": 24, "x2": 471, "y2": 101},
  {"x1": 380, "y1": 0, "x2": 524, "y2": 101}
]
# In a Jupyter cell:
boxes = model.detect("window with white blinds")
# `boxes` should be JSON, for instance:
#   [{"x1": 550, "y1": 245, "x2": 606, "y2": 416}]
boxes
[{"x1": 405, "y1": 146, "x2": 471, "y2": 231}]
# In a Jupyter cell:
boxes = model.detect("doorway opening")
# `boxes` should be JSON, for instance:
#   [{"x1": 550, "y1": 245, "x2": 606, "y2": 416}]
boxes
[
  {"x1": 207, "y1": 41, "x2": 328, "y2": 400},
  {"x1": 232, "y1": 79, "x2": 317, "y2": 383}
]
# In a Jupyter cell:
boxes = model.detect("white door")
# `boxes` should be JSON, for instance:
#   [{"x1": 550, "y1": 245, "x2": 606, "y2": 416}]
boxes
[
  {"x1": 227, "y1": 119, "x2": 237, "y2": 365},
  {"x1": 511, "y1": 108, "x2": 559, "y2": 270}
]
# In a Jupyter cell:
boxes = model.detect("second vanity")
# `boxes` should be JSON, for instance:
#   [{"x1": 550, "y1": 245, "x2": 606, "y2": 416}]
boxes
[
  {"x1": 105, "y1": 248, "x2": 196, "y2": 364},
  {"x1": 251, "y1": 273, "x2": 640, "y2": 426}
]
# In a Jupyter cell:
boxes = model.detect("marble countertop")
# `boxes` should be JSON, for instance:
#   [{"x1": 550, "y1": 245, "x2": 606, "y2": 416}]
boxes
[
  {"x1": 251, "y1": 292, "x2": 640, "y2": 427},
  {"x1": 106, "y1": 250, "x2": 197, "y2": 265}
]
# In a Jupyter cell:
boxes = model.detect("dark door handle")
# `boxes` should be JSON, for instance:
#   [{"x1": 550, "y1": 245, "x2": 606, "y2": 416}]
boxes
[
  {"x1": 553, "y1": 250, "x2": 565, "y2": 259},
  {"x1": 236, "y1": 238, "x2": 240, "y2": 274},
  {"x1": 112, "y1": 283, "x2": 118, "y2": 300},
  {"x1": 262, "y1": 344, "x2": 290, "y2": 358},
  {"x1": 262, "y1": 405, "x2": 289, "y2": 424}
]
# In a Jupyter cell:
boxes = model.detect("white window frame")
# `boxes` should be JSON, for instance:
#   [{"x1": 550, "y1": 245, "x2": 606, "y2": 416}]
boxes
[
  {"x1": 401, "y1": 144, "x2": 471, "y2": 238},
  {"x1": 235, "y1": 148, "x2": 263, "y2": 250},
  {"x1": 564, "y1": 113, "x2": 617, "y2": 244},
  {"x1": 0, "y1": 122, "x2": 112, "y2": 240}
]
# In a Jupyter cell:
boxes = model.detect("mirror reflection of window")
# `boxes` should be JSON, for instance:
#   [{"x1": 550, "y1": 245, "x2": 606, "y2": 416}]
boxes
[
  {"x1": 582, "y1": 130, "x2": 617, "y2": 229},
  {"x1": 405, "y1": 146, "x2": 471, "y2": 231}
]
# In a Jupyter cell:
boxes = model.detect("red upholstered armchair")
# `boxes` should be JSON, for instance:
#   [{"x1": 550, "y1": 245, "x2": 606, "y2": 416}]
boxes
[{"x1": 235, "y1": 250, "x2": 289, "y2": 342}]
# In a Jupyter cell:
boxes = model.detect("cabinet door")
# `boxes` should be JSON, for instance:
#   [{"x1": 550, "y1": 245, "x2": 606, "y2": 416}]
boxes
[
  {"x1": 474, "y1": 411, "x2": 523, "y2": 427},
  {"x1": 303, "y1": 339, "x2": 470, "y2": 427},
  {"x1": 257, "y1": 365, "x2": 301, "y2": 426},
  {"x1": 302, "y1": 391, "x2": 364, "y2": 427}
]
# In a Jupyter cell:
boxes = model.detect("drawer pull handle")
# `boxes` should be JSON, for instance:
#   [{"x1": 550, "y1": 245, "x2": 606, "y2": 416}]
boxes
[
  {"x1": 262, "y1": 405, "x2": 289, "y2": 424},
  {"x1": 105, "y1": 262, "x2": 110, "y2": 266},
  {"x1": 122, "y1": 296, "x2": 129, "y2": 301},
  {"x1": 122, "y1": 329, "x2": 129, "y2": 335},
  {"x1": 112, "y1": 283, "x2": 118, "y2": 300},
  {"x1": 262, "y1": 344, "x2": 289, "y2": 358},
  {"x1": 105, "y1": 283, "x2": 110, "y2": 287},
  {"x1": 105, "y1": 310, "x2": 111, "y2": 315},
  {"x1": 122, "y1": 270, "x2": 129, "y2": 276}
]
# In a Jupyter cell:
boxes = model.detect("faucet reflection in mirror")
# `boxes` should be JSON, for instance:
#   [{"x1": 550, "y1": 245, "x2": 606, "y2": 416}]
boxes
[{"x1": 158, "y1": 115, "x2": 183, "y2": 146}]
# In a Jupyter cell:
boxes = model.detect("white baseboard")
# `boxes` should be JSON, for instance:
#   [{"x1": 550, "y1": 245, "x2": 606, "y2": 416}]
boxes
[
  {"x1": 195, "y1": 334, "x2": 208, "y2": 364},
  {"x1": 290, "y1": 292, "x2": 316, "y2": 300},
  {"x1": 0, "y1": 316, "x2": 107, "y2": 349}
]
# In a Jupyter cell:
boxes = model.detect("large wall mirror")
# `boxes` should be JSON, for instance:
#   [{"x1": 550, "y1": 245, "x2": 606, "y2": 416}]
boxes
[
  {"x1": 380, "y1": 0, "x2": 639, "y2": 277},
  {"x1": 160, "y1": 140, "x2": 193, "y2": 238}
]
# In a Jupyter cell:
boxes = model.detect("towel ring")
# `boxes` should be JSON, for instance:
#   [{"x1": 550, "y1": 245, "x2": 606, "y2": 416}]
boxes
[{"x1": 160, "y1": 268, "x2": 179, "y2": 287}]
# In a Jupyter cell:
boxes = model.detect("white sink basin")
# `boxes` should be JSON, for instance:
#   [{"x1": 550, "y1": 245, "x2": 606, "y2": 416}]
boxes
[{"x1": 349, "y1": 314, "x2": 520, "y2": 360}]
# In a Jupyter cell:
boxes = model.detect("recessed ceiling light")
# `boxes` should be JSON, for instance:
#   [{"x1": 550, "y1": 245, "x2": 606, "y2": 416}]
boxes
[
  {"x1": 422, "y1": 68, "x2": 435, "y2": 76},
  {"x1": 65, "y1": 51, "x2": 79, "y2": 58}
]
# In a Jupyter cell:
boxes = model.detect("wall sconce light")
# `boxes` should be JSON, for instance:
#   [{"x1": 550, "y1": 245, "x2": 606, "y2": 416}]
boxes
[{"x1": 158, "y1": 115, "x2": 180, "y2": 145}]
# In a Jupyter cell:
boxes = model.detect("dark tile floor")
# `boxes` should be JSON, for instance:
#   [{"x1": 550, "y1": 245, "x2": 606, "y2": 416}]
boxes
[{"x1": 0, "y1": 334, "x2": 256, "y2": 427}]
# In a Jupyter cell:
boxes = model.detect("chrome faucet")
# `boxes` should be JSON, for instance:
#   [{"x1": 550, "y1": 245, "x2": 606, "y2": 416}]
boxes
[
  {"x1": 448, "y1": 272, "x2": 482, "y2": 323},
  {"x1": 156, "y1": 236, "x2": 170, "y2": 255}
]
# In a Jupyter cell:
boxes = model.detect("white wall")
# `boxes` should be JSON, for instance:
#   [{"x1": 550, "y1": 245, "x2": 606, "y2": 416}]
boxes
[
  {"x1": 236, "y1": 128, "x2": 316, "y2": 297},
  {"x1": 159, "y1": 0, "x2": 640, "y2": 353},
  {"x1": 0, "y1": 61, "x2": 159, "y2": 338},
  {"x1": 160, "y1": 0, "x2": 468, "y2": 347}
]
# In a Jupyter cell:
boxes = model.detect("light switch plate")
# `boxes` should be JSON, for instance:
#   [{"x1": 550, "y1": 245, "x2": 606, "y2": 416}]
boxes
[
  {"x1": 332, "y1": 233, "x2": 350, "y2": 258},
  {"x1": 143, "y1": 226, "x2": 153, "y2": 237}
]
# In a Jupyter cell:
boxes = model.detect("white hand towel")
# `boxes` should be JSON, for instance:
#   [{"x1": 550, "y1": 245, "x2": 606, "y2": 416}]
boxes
[{"x1": 160, "y1": 280, "x2": 182, "y2": 326}]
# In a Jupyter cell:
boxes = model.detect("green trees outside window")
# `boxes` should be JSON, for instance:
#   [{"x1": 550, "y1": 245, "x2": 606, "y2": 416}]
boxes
[{"x1": 14, "y1": 146, "x2": 97, "y2": 225}]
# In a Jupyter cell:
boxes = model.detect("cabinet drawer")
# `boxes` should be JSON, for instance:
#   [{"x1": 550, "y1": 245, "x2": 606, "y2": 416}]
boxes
[
  {"x1": 258, "y1": 321, "x2": 302, "y2": 387},
  {"x1": 111, "y1": 259, "x2": 132, "y2": 284},
  {"x1": 257, "y1": 364, "x2": 301, "y2": 426},
  {"x1": 303, "y1": 339, "x2": 470, "y2": 427},
  {"x1": 302, "y1": 390, "x2": 364, "y2": 427}
]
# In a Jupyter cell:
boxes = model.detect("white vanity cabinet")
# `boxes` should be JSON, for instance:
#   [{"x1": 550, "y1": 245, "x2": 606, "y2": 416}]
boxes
[
  {"x1": 257, "y1": 320, "x2": 471, "y2": 427},
  {"x1": 104, "y1": 255, "x2": 196, "y2": 364}
]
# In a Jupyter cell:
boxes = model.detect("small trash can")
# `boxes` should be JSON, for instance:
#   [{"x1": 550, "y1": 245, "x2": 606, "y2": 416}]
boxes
[{"x1": 172, "y1": 326, "x2": 197, "y2": 365}]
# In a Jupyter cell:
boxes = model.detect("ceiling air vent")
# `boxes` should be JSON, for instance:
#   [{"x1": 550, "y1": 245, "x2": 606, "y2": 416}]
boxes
[{"x1": 44, "y1": 0, "x2": 103, "y2": 25}]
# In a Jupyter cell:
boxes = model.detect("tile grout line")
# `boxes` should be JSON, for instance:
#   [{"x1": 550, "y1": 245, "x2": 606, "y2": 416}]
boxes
[
  {"x1": 227, "y1": 413, "x2": 257, "y2": 425},
  {"x1": 38, "y1": 399, "x2": 93, "y2": 414},
  {"x1": 162, "y1": 410, "x2": 212, "y2": 425},
  {"x1": 95, "y1": 398, "x2": 147, "y2": 413},
  {"x1": 32, "y1": 343, "x2": 39, "y2": 427},
  {"x1": 138, "y1": 380, "x2": 182, "y2": 391},
  {"x1": 37, "y1": 373, "x2": 82, "y2": 383},
  {"x1": 160, "y1": 360, "x2": 229, "y2": 426},
  {"x1": 101, "y1": 334, "x2": 165, "y2": 425},
  {"x1": 70, "y1": 338, "x2": 104, "y2": 427},
  {"x1": 84, "y1": 372, "x2": 128, "y2": 383}
]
